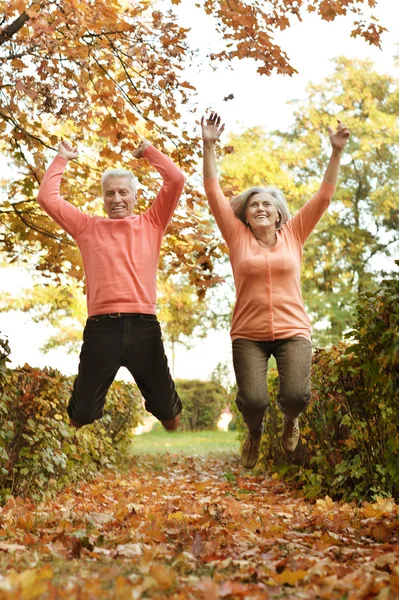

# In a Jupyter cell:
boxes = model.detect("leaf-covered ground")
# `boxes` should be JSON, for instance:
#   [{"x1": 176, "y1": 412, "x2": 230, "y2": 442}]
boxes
[{"x1": 1, "y1": 453, "x2": 399, "y2": 599}]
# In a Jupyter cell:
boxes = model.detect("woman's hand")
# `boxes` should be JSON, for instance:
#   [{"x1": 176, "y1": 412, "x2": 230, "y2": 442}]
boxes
[
  {"x1": 327, "y1": 121, "x2": 350, "y2": 153},
  {"x1": 201, "y1": 112, "x2": 225, "y2": 144},
  {"x1": 57, "y1": 141, "x2": 78, "y2": 161},
  {"x1": 133, "y1": 139, "x2": 151, "y2": 159}
]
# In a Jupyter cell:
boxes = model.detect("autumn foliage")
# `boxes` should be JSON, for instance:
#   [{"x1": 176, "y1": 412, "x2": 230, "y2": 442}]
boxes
[
  {"x1": 0, "y1": 0, "x2": 386, "y2": 291},
  {"x1": 0, "y1": 454, "x2": 398, "y2": 598}
]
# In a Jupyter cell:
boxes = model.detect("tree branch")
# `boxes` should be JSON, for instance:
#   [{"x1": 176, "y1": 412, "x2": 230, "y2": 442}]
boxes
[
  {"x1": 0, "y1": 110, "x2": 55, "y2": 152},
  {"x1": 0, "y1": 12, "x2": 30, "y2": 47}
]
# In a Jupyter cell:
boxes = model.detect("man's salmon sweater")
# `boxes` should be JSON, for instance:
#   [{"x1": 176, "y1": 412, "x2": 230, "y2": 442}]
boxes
[
  {"x1": 37, "y1": 146, "x2": 185, "y2": 317},
  {"x1": 203, "y1": 178, "x2": 336, "y2": 342}
]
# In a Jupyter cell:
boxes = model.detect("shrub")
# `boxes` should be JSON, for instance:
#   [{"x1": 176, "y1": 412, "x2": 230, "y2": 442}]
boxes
[
  {"x1": 175, "y1": 379, "x2": 229, "y2": 431},
  {"x1": 0, "y1": 362, "x2": 144, "y2": 503}
]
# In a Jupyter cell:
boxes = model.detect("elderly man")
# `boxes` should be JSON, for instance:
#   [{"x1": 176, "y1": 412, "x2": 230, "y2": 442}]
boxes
[{"x1": 37, "y1": 139, "x2": 184, "y2": 430}]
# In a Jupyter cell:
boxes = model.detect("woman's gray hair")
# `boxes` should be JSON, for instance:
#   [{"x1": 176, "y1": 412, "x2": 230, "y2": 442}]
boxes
[
  {"x1": 101, "y1": 168, "x2": 137, "y2": 196},
  {"x1": 230, "y1": 186, "x2": 290, "y2": 230}
]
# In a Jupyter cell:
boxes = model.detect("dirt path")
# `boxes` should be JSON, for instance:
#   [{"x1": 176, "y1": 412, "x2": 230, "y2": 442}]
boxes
[{"x1": 0, "y1": 453, "x2": 398, "y2": 599}]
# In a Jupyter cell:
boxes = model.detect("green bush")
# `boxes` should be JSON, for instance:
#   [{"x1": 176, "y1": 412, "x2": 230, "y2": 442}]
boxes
[
  {"x1": 235, "y1": 267, "x2": 399, "y2": 502},
  {"x1": 0, "y1": 361, "x2": 144, "y2": 503},
  {"x1": 175, "y1": 379, "x2": 229, "y2": 431}
]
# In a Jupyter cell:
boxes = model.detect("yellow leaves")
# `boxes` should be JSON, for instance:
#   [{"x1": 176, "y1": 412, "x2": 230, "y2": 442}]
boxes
[
  {"x1": 314, "y1": 495, "x2": 335, "y2": 512},
  {"x1": 0, "y1": 565, "x2": 53, "y2": 599},
  {"x1": 167, "y1": 510, "x2": 186, "y2": 522},
  {"x1": 361, "y1": 496, "x2": 396, "y2": 518},
  {"x1": 273, "y1": 568, "x2": 309, "y2": 586}
]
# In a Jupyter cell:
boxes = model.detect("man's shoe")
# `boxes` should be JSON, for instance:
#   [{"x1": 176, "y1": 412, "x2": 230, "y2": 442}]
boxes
[
  {"x1": 241, "y1": 426, "x2": 263, "y2": 469},
  {"x1": 282, "y1": 416, "x2": 300, "y2": 452},
  {"x1": 69, "y1": 418, "x2": 83, "y2": 429},
  {"x1": 161, "y1": 414, "x2": 180, "y2": 431}
]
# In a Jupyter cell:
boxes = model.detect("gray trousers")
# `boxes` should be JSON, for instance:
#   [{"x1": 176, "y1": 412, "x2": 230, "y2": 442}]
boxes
[{"x1": 232, "y1": 337, "x2": 313, "y2": 436}]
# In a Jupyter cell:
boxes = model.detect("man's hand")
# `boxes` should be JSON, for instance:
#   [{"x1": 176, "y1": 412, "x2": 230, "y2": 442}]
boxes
[
  {"x1": 57, "y1": 141, "x2": 78, "y2": 161},
  {"x1": 327, "y1": 121, "x2": 350, "y2": 154},
  {"x1": 133, "y1": 139, "x2": 151, "y2": 159}
]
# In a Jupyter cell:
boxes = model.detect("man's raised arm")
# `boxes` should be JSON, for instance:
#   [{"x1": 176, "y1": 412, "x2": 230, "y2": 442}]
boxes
[
  {"x1": 37, "y1": 141, "x2": 91, "y2": 239},
  {"x1": 136, "y1": 140, "x2": 185, "y2": 230}
]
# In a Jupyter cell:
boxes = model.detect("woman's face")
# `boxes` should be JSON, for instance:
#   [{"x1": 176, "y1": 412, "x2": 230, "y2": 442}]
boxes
[{"x1": 245, "y1": 193, "x2": 280, "y2": 231}]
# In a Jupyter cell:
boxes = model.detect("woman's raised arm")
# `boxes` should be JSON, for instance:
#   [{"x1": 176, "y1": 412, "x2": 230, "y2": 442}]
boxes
[
  {"x1": 201, "y1": 112, "x2": 243, "y2": 244},
  {"x1": 201, "y1": 112, "x2": 225, "y2": 179},
  {"x1": 289, "y1": 121, "x2": 350, "y2": 244}
]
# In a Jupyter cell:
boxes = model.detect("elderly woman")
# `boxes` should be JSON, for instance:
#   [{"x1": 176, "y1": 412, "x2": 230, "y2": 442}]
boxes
[{"x1": 201, "y1": 112, "x2": 350, "y2": 469}]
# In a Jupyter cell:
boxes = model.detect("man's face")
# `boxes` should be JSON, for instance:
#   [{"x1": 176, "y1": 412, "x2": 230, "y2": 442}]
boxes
[{"x1": 103, "y1": 176, "x2": 136, "y2": 219}]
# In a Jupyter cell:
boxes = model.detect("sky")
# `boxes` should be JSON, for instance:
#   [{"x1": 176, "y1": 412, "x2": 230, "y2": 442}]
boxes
[{"x1": 0, "y1": 0, "x2": 398, "y2": 384}]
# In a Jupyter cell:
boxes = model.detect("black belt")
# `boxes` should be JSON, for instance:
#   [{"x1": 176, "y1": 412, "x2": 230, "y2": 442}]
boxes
[{"x1": 89, "y1": 313, "x2": 153, "y2": 319}]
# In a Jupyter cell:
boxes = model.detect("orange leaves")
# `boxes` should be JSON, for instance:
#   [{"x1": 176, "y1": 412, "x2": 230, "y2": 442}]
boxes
[
  {"x1": 1, "y1": 454, "x2": 399, "y2": 598},
  {"x1": 10, "y1": 57, "x2": 26, "y2": 69},
  {"x1": 351, "y1": 21, "x2": 387, "y2": 48},
  {"x1": 149, "y1": 563, "x2": 177, "y2": 590},
  {"x1": 7, "y1": 0, "x2": 27, "y2": 12},
  {"x1": 201, "y1": 0, "x2": 383, "y2": 78},
  {"x1": 197, "y1": 578, "x2": 268, "y2": 598},
  {"x1": 0, "y1": 0, "x2": 387, "y2": 292}
]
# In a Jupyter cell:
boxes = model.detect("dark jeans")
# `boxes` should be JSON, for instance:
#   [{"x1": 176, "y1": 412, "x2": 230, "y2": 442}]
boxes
[
  {"x1": 67, "y1": 314, "x2": 182, "y2": 426},
  {"x1": 232, "y1": 337, "x2": 312, "y2": 436}
]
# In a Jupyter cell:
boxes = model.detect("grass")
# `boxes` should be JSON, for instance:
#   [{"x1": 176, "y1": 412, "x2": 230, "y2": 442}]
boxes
[{"x1": 130, "y1": 429, "x2": 240, "y2": 456}]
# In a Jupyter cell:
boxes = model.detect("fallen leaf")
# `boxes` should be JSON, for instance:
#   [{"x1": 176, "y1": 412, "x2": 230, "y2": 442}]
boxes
[{"x1": 273, "y1": 568, "x2": 309, "y2": 586}]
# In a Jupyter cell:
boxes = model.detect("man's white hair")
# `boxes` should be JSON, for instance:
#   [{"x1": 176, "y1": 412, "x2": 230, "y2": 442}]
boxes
[{"x1": 101, "y1": 169, "x2": 137, "y2": 196}]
